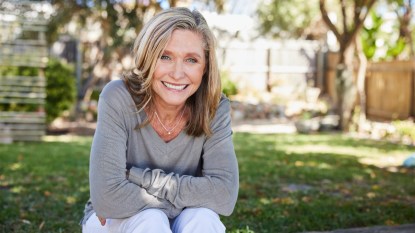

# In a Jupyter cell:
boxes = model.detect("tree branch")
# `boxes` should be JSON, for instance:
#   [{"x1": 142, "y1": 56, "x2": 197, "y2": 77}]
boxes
[
  {"x1": 341, "y1": 0, "x2": 348, "y2": 35},
  {"x1": 319, "y1": 0, "x2": 341, "y2": 41},
  {"x1": 343, "y1": 0, "x2": 376, "y2": 53}
]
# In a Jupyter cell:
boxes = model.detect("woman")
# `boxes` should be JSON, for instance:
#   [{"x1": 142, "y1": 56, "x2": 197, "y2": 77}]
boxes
[{"x1": 81, "y1": 7, "x2": 239, "y2": 233}]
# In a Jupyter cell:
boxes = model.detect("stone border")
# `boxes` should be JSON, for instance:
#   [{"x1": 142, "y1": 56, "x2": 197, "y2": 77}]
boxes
[{"x1": 303, "y1": 224, "x2": 415, "y2": 233}]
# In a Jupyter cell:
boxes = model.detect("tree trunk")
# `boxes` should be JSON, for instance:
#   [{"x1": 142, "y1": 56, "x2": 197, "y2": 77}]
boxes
[
  {"x1": 336, "y1": 45, "x2": 357, "y2": 130},
  {"x1": 355, "y1": 34, "x2": 367, "y2": 131}
]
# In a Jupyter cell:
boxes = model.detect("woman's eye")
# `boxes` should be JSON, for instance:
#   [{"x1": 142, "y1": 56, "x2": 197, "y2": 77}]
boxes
[
  {"x1": 160, "y1": 55, "x2": 170, "y2": 60},
  {"x1": 186, "y1": 58, "x2": 197, "y2": 63}
]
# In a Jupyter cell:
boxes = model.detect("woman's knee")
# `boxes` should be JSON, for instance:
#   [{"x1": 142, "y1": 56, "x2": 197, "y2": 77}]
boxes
[
  {"x1": 82, "y1": 213, "x2": 109, "y2": 233},
  {"x1": 172, "y1": 208, "x2": 225, "y2": 233},
  {"x1": 124, "y1": 209, "x2": 171, "y2": 233},
  {"x1": 134, "y1": 209, "x2": 169, "y2": 224},
  {"x1": 83, "y1": 210, "x2": 171, "y2": 233}
]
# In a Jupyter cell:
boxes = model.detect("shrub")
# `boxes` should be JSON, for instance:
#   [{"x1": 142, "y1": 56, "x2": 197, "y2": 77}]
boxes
[
  {"x1": 392, "y1": 120, "x2": 415, "y2": 143},
  {"x1": 0, "y1": 66, "x2": 40, "y2": 112},
  {"x1": 44, "y1": 59, "x2": 76, "y2": 123},
  {"x1": 221, "y1": 70, "x2": 238, "y2": 97},
  {"x1": 0, "y1": 59, "x2": 76, "y2": 123}
]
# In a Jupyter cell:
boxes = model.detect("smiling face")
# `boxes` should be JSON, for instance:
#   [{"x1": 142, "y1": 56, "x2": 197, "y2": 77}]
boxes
[{"x1": 151, "y1": 29, "x2": 206, "y2": 109}]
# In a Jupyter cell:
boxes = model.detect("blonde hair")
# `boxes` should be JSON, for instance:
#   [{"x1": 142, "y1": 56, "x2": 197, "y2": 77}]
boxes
[{"x1": 123, "y1": 7, "x2": 221, "y2": 137}]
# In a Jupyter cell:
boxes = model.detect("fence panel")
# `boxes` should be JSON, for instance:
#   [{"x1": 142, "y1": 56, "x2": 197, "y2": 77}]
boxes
[
  {"x1": 324, "y1": 52, "x2": 415, "y2": 121},
  {"x1": 366, "y1": 61, "x2": 414, "y2": 120},
  {"x1": 218, "y1": 40, "x2": 321, "y2": 102},
  {"x1": 0, "y1": 2, "x2": 48, "y2": 142}
]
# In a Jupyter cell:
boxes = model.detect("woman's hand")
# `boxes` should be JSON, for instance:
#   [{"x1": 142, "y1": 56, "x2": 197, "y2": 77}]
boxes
[
  {"x1": 97, "y1": 215, "x2": 106, "y2": 226},
  {"x1": 96, "y1": 170, "x2": 128, "y2": 226}
]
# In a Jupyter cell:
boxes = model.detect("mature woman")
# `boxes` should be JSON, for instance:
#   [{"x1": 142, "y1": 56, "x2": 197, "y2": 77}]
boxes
[{"x1": 80, "y1": 7, "x2": 239, "y2": 233}]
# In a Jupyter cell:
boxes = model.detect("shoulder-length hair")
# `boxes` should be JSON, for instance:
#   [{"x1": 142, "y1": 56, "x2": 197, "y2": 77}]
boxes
[{"x1": 123, "y1": 7, "x2": 221, "y2": 137}]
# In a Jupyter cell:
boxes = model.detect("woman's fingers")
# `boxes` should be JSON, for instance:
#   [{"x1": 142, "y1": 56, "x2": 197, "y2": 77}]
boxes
[{"x1": 97, "y1": 215, "x2": 106, "y2": 226}]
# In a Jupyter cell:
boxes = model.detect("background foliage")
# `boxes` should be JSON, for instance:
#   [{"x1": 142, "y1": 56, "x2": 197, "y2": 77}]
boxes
[
  {"x1": 44, "y1": 59, "x2": 76, "y2": 123},
  {"x1": 0, "y1": 66, "x2": 38, "y2": 112},
  {"x1": 257, "y1": 0, "x2": 320, "y2": 39},
  {"x1": 0, "y1": 59, "x2": 76, "y2": 123}
]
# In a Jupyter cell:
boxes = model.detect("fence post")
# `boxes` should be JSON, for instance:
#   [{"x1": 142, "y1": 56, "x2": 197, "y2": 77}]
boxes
[
  {"x1": 316, "y1": 47, "x2": 327, "y2": 92},
  {"x1": 0, "y1": 124, "x2": 13, "y2": 144},
  {"x1": 412, "y1": 61, "x2": 415, "y2": 118},
  {"x1": 266, "y1": 48, "x2": 271, "y2": 92}
]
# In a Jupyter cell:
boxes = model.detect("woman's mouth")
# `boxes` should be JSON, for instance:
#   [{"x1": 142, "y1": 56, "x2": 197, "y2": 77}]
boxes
[{"x1": 162, "y1": 81, "x2": 188, "y2": 91}]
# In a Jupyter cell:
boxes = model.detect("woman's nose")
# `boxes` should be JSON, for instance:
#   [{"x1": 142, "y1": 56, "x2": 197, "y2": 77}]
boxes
[{"x1": 170, "y1": 61, "x2": 185, "y2": 79}]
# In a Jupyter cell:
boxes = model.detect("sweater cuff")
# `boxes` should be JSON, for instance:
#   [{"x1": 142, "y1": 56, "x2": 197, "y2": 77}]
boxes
[{"x1": 128, "y1": 167, "x2": 150, "y2": 187}]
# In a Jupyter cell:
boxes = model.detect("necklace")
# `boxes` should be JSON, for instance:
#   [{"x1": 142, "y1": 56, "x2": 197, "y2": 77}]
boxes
[{"x1": 154, "y1": 107, "x2": 186, "y2": 135}]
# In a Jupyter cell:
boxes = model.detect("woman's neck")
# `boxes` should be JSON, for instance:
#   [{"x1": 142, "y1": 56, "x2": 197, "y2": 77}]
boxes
[{"x1": 151, "y1": 102, "x2": 186, "y2": 122}]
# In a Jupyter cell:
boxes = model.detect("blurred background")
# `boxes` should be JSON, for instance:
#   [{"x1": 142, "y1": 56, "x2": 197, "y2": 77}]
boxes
[
  {"x1": 0, "y1": 0, "x2": 414, "y2": 143},
  {"x1": 1, "y1": 1, "x2": 415, "y2": 232}
]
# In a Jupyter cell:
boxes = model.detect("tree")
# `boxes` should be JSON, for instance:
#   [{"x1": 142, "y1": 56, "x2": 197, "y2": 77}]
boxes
[
  {"x1": 47, "y1": 0, "x2": 166, "y2": 108},
  {"x1": 319, "y1": 0, "x2": 376, "y2": 130},
  {"x1": 361, "y1": 11, "x2": 384, "y2": 60},
  {"x1": 257, "y1": 0, "x2": 321, "y2": 39},
  {"x1": 389, "y1": 0, "x2": 414, "y2": 59},
  {"x1": 361, "y1": 0, "x2": 415, "y2": 62},
  {"x1": 47, "y1": 0, "x2": 227, "y2": 119},
  {"x1": 194, "y1": 0, "x2": 226, "y2": 13}
]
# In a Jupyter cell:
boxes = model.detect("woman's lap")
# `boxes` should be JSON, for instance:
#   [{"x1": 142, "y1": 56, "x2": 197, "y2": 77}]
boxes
[
  {"x1": 82, "y1": 208, "x2": 225, "y2": 233},
  {"x1": 171, "y1": 207, "x2": 226, "y2": 233}
]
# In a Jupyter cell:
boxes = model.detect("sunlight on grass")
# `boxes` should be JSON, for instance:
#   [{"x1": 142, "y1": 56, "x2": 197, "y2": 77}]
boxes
[
  {"x1": 294, "y1": 161, "x2": 333, "y2": 169},
  {"x1": 223, "y1": 133, "x2": 415, "y2": 232},
  {"x1": 10, "y1": 186, "x2": 24, "y2": 193},
  {"x1": 66, "y1": 196, "x2": 77, "y2": 205},
  {"x1": 0, "y1": 136, "x2": 92, "y2": 232},
  {"x1": 1, "y1": 133, "x2": 414, "y2": 233},
  {"x1": 42, "y1": 135, "x2": 92, "y2": 143},
  {"x1": 281, "y1": 144, "x2": 409, "y2": 167},
  {"x1": 9, "y1": 163, "x2": 22, "y2": 171}
]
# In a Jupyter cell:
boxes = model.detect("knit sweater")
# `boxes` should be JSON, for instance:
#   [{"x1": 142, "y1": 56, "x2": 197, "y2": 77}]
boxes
[{"x1": 81, "y1": 79, "x2": 239, "y2": 223}]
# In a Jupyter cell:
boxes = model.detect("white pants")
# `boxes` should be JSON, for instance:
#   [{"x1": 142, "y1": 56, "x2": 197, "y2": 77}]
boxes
[{"x1": 82, "y1": 208, "x2": 226, "y2": 233}]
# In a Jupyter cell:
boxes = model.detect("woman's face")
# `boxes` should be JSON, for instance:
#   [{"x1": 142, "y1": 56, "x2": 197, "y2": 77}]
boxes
[{"x1": 152, "y1": 29, "x2": 206, "y2": 109}]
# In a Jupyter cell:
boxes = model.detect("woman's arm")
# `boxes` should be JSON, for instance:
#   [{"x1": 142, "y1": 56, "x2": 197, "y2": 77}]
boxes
[
  {"x1": 128, "y1": 98, "x2": 239, "y2": 216},
  {"x1": 89, "y1": 83, "x2": 181, "y2": 219}
]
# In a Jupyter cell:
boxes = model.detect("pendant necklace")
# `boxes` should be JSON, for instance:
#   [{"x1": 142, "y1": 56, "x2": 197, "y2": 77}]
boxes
[{"x1": 154, "y1": 107, "x2": 186, "y2": 135}]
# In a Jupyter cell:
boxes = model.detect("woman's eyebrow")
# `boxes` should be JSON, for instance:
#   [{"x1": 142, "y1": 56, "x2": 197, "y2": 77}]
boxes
[
  {"x1": 163, "y1": 49, "x2": 203, "y2": 59},
  {"x1": 187, "y1": 52, "x2": 203, "y2": 59}
]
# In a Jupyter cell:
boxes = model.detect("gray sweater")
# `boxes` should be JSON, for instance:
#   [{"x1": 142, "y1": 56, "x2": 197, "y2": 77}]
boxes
[{"x1": 82, "y1": 80, "x2": 239, "y2": 223}]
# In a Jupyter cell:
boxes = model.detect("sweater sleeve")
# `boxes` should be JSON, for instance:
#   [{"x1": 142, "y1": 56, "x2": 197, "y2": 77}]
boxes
[
  {"x1": 128, "y1": 97, "x2": 239, "y2": 216},
  {"x1": 89, "y1": 82, "x2": 181, "y2": 219}
]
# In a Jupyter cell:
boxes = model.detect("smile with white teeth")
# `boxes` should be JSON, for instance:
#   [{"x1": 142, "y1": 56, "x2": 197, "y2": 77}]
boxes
[{"x1": 162, "y1": 81, "x2": 188, "y2": 91}]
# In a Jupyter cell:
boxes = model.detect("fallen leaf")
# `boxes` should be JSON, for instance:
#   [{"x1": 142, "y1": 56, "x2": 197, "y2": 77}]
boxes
[
  {"x1": 21, "y1": 219, "x2": 31, "y2": 225},
  {"x1": 39, "y1": 221, "x2": 45, "y2": 230},
  {"x1": 385, "y1": 219, "x2": 396, "y2": 226},
  {"x1": 366, "y1": 192, "x2": 376, "y2": 199}
]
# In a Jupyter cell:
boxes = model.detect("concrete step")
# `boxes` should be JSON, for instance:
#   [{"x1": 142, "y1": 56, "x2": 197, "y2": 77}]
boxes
[{"x1": 304, "y1": 224, "x2": 415, "y2": 233}]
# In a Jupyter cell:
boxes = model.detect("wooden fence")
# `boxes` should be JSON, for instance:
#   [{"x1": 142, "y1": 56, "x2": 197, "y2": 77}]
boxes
[
  {"x1": 218, "y1": 43, "x2": 415, "y2": 121},
  {"x1": 217, "y1": 40, "x2": 322, "y2": 102},
  {"x1": 324, "y1": 52, "x2": 415, "y2": 121},
  {"x1": 366, "y1": 61, "x2": 415, "y2": 120},
  {"x1": 0, "y1": 3, "x2": 48, "y2": 142}
]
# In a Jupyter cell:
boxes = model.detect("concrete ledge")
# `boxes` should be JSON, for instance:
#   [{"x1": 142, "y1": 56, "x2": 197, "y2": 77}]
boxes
[{"x1": 304, "y1": 224, "x2": 415, "y2": 233}]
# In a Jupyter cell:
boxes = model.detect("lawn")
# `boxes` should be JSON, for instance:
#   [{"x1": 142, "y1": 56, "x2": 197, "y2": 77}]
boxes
[{"x1": 0, "y1": 133, "x2": 414, "y2": 232}]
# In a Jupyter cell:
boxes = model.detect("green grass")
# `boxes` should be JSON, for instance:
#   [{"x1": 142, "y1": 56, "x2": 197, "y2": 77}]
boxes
[
  {"x1": 1, "y1": 133, "x2": 414, "y2": 233},
  {"x1": 0, "y1": 136, "x2": 91, "y2": 233},
  {"x1": 225, "y1": 133, "x2": 415, "y2": 232}
]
